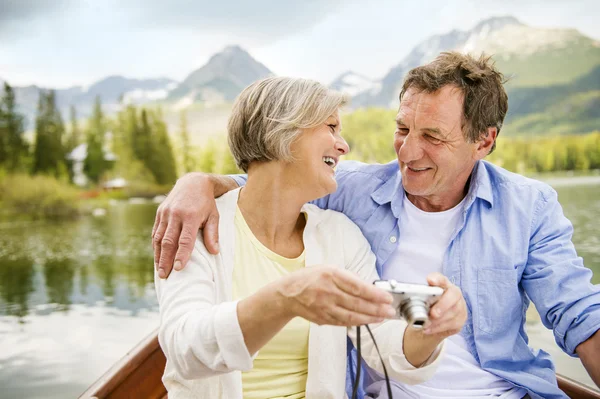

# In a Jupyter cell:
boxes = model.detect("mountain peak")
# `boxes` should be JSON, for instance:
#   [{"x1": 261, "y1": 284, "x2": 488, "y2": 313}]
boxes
[
  {"x1": 330, "y1": 71, "x2": 379, "y2": 97},
  {"x1": 169, "y1": 44, "x2": 272, "y2": 104},
  {"x1": 471, "y1": 16, "x2": 522, "y2": 35},
  {"x1": 221, "y1": 45, "x2": 246, "y2": 54}
]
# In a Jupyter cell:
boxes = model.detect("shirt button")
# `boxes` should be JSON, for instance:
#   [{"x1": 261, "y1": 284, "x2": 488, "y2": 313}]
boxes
[{"x1": 389, "y1": 236, "x2": 397, "y2": 243}]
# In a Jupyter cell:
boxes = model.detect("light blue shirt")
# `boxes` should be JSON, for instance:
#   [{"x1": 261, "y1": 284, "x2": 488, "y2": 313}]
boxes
[{"x1": 232, "y1": 159, "x2": 600, "y2": 399}]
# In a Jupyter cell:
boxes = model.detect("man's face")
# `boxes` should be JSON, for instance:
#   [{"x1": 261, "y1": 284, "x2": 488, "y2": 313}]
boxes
[{"x1": 394, "y1": 85, "x2": 488, "y2": 211}]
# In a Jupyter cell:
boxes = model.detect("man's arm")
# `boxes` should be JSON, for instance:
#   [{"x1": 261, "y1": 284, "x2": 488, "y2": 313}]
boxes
[
  {"x1": 522, "y1": 187, "x2": 600, "y2": 387},
  {"x1": 576, "y1": 330, "x2": 600, "y2": 387},
  {"x1": 152, "y1": 172, "x2": 240, "y2": 278},
  {"x1": 152, "y1": 161, "x2": 368, "y2": 278}
]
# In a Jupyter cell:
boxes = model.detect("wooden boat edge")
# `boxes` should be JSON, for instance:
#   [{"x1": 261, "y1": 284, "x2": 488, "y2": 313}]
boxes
[
  {"x1": 79, "y1": 328, "x2": 600, "y2": 399},
  {"x1": 78, "y1": 328, "x2": 167, "y2": 399}
]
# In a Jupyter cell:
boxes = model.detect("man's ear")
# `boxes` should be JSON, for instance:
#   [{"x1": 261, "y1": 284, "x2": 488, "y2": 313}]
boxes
[{"x1": 476, "y1": 127, "x2": 497, "y2": 158}]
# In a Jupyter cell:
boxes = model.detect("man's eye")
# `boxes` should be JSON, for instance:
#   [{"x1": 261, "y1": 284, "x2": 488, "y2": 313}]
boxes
[
  {"x1": 396, "y1": 128, "x2": 409, "y2": 135},
  {"x1": 426, "y1": 135, "x2": 442, "y2": 144}
]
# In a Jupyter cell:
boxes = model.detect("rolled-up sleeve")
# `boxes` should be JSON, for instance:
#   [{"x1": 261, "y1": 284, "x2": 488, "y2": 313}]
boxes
[
  {"x1": 229, "y1": 174, "x2": 247, "y2": 187},
  {"x1": 523, "y1": 187, "x2": 600, "y2": 356},
  {"x1": 155, "y1": 242, "x2": 254, "y2": 379}
]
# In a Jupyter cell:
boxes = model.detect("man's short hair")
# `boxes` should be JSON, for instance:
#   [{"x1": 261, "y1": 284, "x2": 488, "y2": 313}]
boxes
[
  {"x1": 400, "y1": 52, "x2": 508, "y2": 153},
  {"x1": 228, "y1": 76, "x2": 348, "y2": 172}
]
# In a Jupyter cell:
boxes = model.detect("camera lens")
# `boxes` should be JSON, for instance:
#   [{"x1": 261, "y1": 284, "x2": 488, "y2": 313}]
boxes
[{"x1": 399, "y1": 298, "x2": 429, "y2": 328}]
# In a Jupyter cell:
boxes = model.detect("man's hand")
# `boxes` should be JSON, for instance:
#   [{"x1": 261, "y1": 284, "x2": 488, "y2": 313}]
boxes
[
  {"x1": 402, "y1": 273, "x2": 467, "y2": 367},
  {"x1": 277, "y1": 266, "x2": 396, "y2": 327},
  {"x1": 423, "y1": 273, "x2": 468, "y2": 338},
  {"x1": 152, "y1": 173, "x2": 220, "y2": 279}
]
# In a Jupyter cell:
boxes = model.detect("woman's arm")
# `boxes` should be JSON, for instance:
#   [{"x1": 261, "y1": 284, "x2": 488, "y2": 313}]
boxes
[
  {"x1": 157, "y1": 238, "x2": 396, "y2": 379},
  {"x1": 155, "y1": 243, "x2": 254, "y2": 380}
]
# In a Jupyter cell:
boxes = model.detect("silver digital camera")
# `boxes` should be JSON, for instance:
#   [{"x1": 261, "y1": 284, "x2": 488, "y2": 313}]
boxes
[{"x1": 373, "y1": 280, "x2": 444, "y2": 328}]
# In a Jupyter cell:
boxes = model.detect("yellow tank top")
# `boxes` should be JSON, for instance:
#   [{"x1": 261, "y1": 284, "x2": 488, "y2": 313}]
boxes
[{"x1": 232, "y1": 205, "x2": 309, "y2": 399}]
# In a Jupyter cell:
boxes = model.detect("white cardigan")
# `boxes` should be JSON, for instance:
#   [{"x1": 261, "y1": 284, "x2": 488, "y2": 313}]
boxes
[{"x1": 155, "y1": 188, "x2": 444, "y2": 398}]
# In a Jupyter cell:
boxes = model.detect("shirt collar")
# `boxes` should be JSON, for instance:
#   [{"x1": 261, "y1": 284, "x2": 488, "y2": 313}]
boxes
[
  {"x1": 468, "y1": 160, "x2": 494, "y2": 208},
  {"x1": 369, "y1": 160, "x2": 494, "y2": 213}
]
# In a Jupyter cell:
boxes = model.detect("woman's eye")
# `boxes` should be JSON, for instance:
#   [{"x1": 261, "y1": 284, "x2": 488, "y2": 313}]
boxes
[{"x1": 328, "y1": 124, "x2": 337, "y2": 132}]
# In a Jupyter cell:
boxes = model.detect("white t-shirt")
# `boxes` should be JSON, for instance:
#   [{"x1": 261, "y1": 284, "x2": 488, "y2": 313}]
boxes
[{"x1": 370, "y1": 194, "x2": 526, "y2": 399}]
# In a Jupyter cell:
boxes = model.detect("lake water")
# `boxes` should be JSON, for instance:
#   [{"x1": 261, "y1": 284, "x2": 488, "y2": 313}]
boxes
[{"x1": 0, "y1": 177, "x2": 599, "y2": 398}]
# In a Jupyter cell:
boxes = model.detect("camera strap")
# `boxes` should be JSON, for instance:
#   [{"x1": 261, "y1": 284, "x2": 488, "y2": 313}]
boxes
[{"x1": 351, "y1": 324, "x2": 393, "y2": 399}]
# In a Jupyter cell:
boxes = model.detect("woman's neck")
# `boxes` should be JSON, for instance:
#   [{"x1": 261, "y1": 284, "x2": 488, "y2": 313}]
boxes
[{"x1": 237, "y1": 163, "x2": 308, "y2": 257}]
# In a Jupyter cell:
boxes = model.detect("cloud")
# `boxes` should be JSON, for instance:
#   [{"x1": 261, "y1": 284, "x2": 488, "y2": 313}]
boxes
[
  {"x1": 123, "y1": 0, "x2": 349, "y2": 42},
  {"x1": 0, "y1": 0, "x2": 75, "y2": 34},
  {"x1": 0, "y1": 0, "x2": 349, "y2": 44}
]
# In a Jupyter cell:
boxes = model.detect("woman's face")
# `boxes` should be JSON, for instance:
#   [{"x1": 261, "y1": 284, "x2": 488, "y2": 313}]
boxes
[{"x1": 289, "y1": 109, "x2": 349, "y2": 199}]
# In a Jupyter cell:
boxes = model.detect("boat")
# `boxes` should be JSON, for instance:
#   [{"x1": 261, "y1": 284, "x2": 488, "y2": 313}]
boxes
[{"x1": 80, "y1": 329, "x2": 600, "y2": 399}]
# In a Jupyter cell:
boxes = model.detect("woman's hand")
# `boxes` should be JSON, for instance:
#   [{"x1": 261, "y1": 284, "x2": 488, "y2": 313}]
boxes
[
  {"x1": 278, "y1": 266, "x2": 397, "y2": 326},
  {"x1": 237, "y1": 265, "x2": 395, "y2": 354}
]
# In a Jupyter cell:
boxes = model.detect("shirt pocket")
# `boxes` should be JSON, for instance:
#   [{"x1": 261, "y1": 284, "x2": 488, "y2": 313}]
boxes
[{"x1": 476, "y1": 268, "x2": 522, "y2": 335}]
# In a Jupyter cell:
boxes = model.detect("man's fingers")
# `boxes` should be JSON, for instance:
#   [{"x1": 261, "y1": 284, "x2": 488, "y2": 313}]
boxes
[
  {"x1": 157, "y1": 222, "x2": 183, "y2": 279},
  {"x1": 429, "y1": 300, "x2": 461, "y2": 324},
  {"x1": 332, "y1": 269, "x2": 393, "y2": 304},
  {"x1": 427, "y1": 272, "x2": 450, "y2": 289},
  {"x1": 336, "y1": 290, "x2": 396, "y2": 319},
  {"x1": 153, "y1": 217, "x2": 169, "y2": 273},
  {"x1": 430, "y1": 286, "x2": 462, "y2": 318},
  {"x1": 202, "y1": 212, "x2": 220, "y2": 255},
  {"x1": 173, "y1": 224, "x2": 198, "y2": 272},
  {"x1": 151, "y1": 209, "x2": 162, "y2": 247}
]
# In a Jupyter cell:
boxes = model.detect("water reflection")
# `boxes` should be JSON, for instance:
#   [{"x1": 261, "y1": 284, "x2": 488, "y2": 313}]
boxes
[
  {"x1": 0, "y1": 257, "x2": 34, "y2": 320},
  {"x1": 0, "y1": 201, "x2": 160, "y2": 399},
  {"x1": 44, "y1": 258, "x2": 76, "y2": 311}
]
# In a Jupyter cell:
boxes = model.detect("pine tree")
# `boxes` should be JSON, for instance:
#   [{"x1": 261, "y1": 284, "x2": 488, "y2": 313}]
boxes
[
  {"x1": 149, "y1": 109, "x2": 177, "y2": 185},
  {"x1": 0, "y1": 87, "x2": 7, "y2": 167},
  {"x1": 66, "y1": 105, "x2": 81, "y2": 153},
  {"x1": 0, "y1": 83, "x2": 28, "y2": 171},
  {"x1": 132, "y1": 108, "x2": 152, "y2": 165},
  {"x1": 32, "y1": 90, "x2": 67, "y2": 177},
  {"x1": 84, "y1": 96, "x2": 110, "y2": 183}
]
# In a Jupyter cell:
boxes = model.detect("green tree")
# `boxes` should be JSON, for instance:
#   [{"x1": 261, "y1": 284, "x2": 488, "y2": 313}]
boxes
[
  {"x1": 66, "y1": 105, "x2": 81, "y2": 153},
  {"x1": 197, "y1": 140, "x2": 217, "y2": 173},
  {"x1": 84, "y1": 96, "x2": 111, "y2": 183},
  {"x1": 132, "y1": 108, "x2": 153, "y2": 167},
  {"x1": 149, "y1": 108, "x2": 177, "y2": 185},
  {"x1": 111, "y1": 105, "x2": 153, "y2": 183},
  {"x1": 0, "y1": 83, "x2": 28, "y2": 171},
  {"x1": 32, "y1": 90, "x2": 67, "y2": 177},
  {"x1": 179, "y1": 110, "x2": 195, "y2": 174}
]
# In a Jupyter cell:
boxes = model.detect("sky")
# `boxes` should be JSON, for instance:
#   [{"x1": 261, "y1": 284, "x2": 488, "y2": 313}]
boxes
[{"x1": 0, "y1": 0, "x2": 598, "y2": 88}]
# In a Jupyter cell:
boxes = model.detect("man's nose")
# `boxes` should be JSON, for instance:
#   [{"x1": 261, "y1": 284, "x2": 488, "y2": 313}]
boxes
[
  {"x1": 336, "y1": 136, "x2": 350, "y2": 155},
  {"x1": 398, "y1": 133, "x2": 423, "y2": 162}
]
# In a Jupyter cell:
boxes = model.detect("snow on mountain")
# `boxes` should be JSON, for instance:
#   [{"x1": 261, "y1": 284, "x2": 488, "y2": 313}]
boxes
[{"x1": 329, "y1": 71, "x2": 380, "y2": 97}]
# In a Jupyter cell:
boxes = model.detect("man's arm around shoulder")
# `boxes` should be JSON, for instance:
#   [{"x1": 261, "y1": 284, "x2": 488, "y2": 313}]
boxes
[{"x1": 153, "y1": 172, "x2": 240, "y2": 278}]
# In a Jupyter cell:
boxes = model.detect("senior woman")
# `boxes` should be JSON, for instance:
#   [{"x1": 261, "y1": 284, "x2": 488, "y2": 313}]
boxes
[{"x1": 155, "y1": 77, "x2": 465, "y2": 399}]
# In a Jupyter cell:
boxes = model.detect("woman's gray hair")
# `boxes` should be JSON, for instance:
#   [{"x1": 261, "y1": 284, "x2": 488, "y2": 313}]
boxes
[{"x1": 228, "y1": 76, "x2": 348, "y2": 172}]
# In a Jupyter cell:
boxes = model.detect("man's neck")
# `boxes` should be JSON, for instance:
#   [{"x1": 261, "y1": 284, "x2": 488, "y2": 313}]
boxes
[{"x1": 406, "y1": 170, "x2": 474, "y2": 212}]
